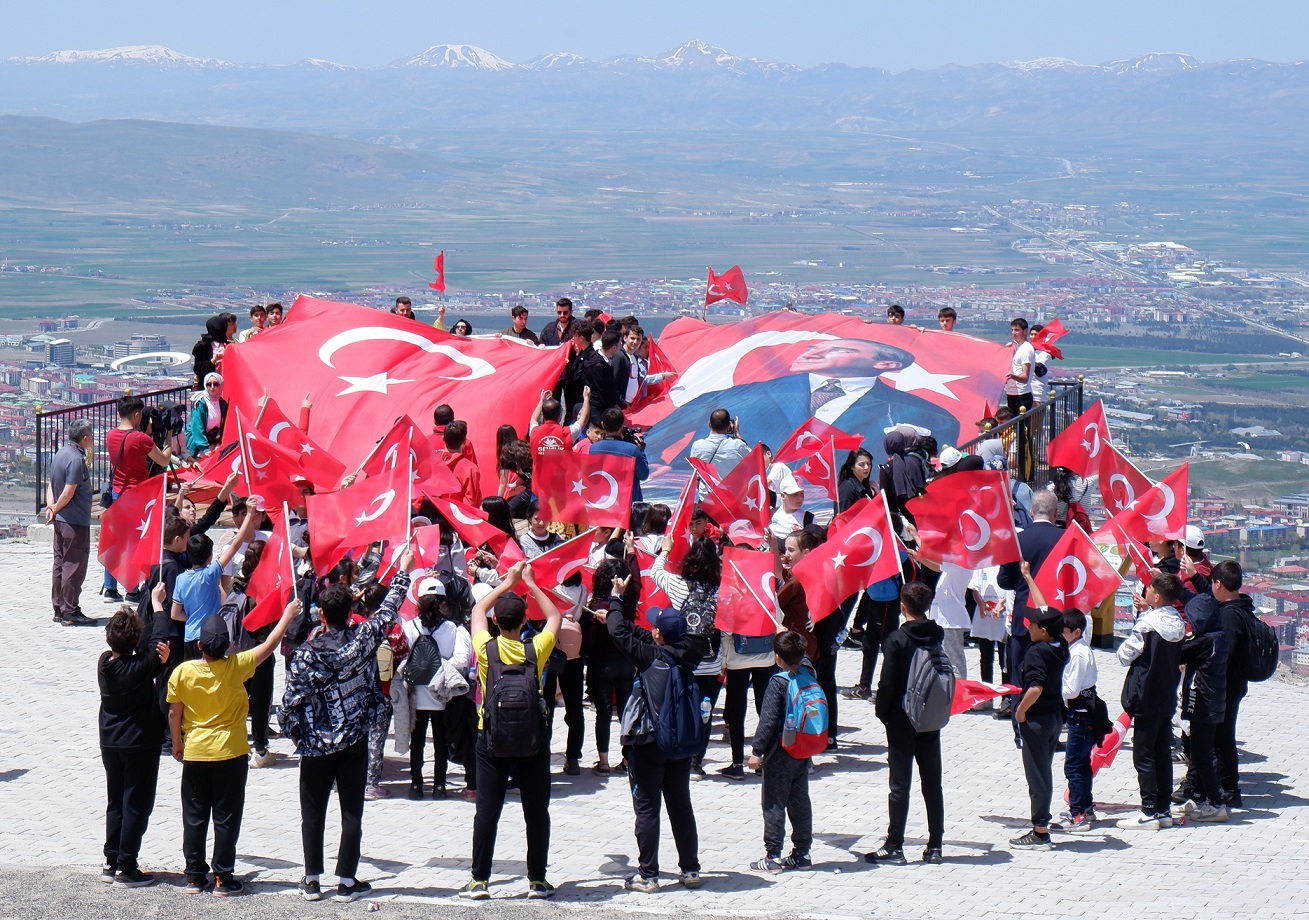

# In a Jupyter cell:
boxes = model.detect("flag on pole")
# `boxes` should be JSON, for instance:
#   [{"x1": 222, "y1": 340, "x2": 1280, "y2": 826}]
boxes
[
  {"x1": 429, "y1": 250, "x2": 446, "y2": 292},
  {"x1": 705, "y1": 265, "x2": 748, "y2": 306}
]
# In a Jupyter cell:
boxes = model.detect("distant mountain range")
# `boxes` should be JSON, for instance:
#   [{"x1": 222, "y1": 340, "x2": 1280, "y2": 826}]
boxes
[{"x1": 3, "y1": 40, "x2": 1307, "y2": 147}]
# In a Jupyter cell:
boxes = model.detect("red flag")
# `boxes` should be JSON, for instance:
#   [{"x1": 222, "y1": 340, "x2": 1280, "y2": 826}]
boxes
[
  {"x1": 1097, "y1": 443, "x2": 1152, "y2": 516},
  {"x1": 528, "y1": 529, "x2": 597, "y2": 594},
  {"x1": 1046, "y1": 400, "x2": 1110, "y2": 479},
  {"x1": 907, "y1": 470, "x2": 1022, "y2": 569},
  {"x1": 233, "y1": 411, "x2": 306, "y2": 513},
  {"x1": 983, "y1": 400, "x2": 995, "y2": 420},
  {"x1": 632, "y1": 548, "x2": 670, "y2": 629},
  {"x1": 717, "y1": 546, "x2": 780, "y2": 637},
  {"x1": 706, "y1": 265, "x2": 748, "y2": 306},
  {"x1": 429, "y1": 250, "x2": 446, "y2": 292},
  {"x1": 791, "y1": 494, "x2": 900, "y2": 622},
  {"x1": 221, "y1": 295, "x2": 569, "y2": 487},
  {"x1": 638, "y1": 336, "x2": 680, "y2": 407},
  {"x1": 97, "y1": 474, "x2": 166, "y2": 590},
  {"x1": 951, "y1": 680, "x2": 1021, "y2": 715},
  {"x1": 828, "y1": 496, "x2": 872, "y2": 540},
  {"x1": 307, "y1": 459, "x2": 411, "y2": 573},
  {"x1": 424, "y1": 496, "x2": 511, "y2": 553},
  {"x1": 663, "y1": 475, "x2": 698, "y2": 575},
  {"x1": 1033, "y1": 522, "x2": 1123, "y2": 612},
  {"x1": 535, "y1": 449, "x2": 635, "y2": 529},
  {"x1": 243, "y1": 517, "x2": 295, "y2": 631},
  {"x1": 795, "y1": 437, "x2": 839, "y2": 501},
  {"x1": 1090, "y1": 712, "x2": 1133, "y2": 776},
  {"x1": 360, "y1": 415, "x2": 461, "y2": 498},
  {"x1": 687, "y1": 442, "x2": 769, "y2": 538},
  {"x1": 1030, "y1": 317, "x2": 1068, "y2": 360},
  {"x1": 774, "y1": 417, "x2": 863, "y2": 463},
  {"x1": 251, "y1": 396, "x2": 346, "y2": 490},
  {"x1": 1110, "y1": 463, "x2": 1189, "y2": 543}
]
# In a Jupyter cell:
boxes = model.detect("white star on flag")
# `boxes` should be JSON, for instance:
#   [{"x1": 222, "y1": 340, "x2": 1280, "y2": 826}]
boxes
[
  {"x1": 882, "y1": 364, "x2": 968, "y2": 400},
  {"x1": 571, "y1": 478, "x2": 586, "y2": 495},
  {"x1": 136, "y1": 515, "x2": 152, "y2": 539},
  {"x1": 336, "y1": 373, "x2": 414, "y2": 396},
  {"x1": 832, "y1": 551, "x2": 847, "y2": 569}
]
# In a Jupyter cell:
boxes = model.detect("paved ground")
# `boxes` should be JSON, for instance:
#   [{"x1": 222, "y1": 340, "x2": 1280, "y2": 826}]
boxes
[{"x1": 3, "y1": 537, "x2": 1308, "y2": 919}]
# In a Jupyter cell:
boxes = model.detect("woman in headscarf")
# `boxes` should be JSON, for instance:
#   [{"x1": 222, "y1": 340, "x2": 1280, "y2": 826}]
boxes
[
  {"x1": 186, "y1": 373, "x2": 228, "y2": 458},
  {"x1": 191, "y1": 315, "x2": 231, "y2": 390},
  {"x1": 883, "y1": 430, "x2": 926, "y2": 524}
]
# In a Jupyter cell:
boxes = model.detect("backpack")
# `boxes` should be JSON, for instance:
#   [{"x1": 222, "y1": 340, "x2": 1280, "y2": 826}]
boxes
[
  {"x1": 483, "y1": 638, "x2": 545, "y2": 758},
  {"x1": 645, "y1": 651, "x2": 706, "y2": 759},
  {"x1": 1236, "y1": 608, "x2": 1278, "y2": 682},
  {"x1": 902, "y1": 642, "x2": 956, "y2": 733},
  {"x1": 1011, "y1": 479, "x2": 1034, "y2": 529},
  {"x1": 780, "y1": 668, "x2": 829, "y2": 759},
  {"x1": 219, "y1": 591, "x2": 257, "y2": 653},
  {"x1": 405, "y1": 631, "x2": 442, "y2": 686}
]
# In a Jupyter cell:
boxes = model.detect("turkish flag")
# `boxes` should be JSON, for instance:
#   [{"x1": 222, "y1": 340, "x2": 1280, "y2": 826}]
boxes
[
  {"x1": 717, "y1": 546, "x2": 780, "y2": 637},
  {"x1": 663, "y1": 475, "x2": 698, "y2": 575},
  {"x1": 907, "y1": 470, "x2": 1022, "y2": 569},
  {"x1": 1097, "y1": 443, "x2": 1152, "y2": 517},
  {"x1": 687, "y1": 443, "x2": 769, "y2": 538},
  {"x1": 951, "y1": 680, "x2": 1022, "y2": 715},
  {"x1": 232, "y1": 410, "x2": 309, "y2": 513},
  {"x1": 1030, "y1": 318, "x2": 1068, "y2": 360},
  {"x1": 307, "y1": 460, "x2": 411, "y2": 573},
  {"x1": 535, "y1": 450, "x2": 635, "y2": 529},
  {"x1": 360, "y1": 416, "x2": 461, "y2": 498},
  {"x1": 1033, "y1": 522, "x2": 1123, "y2": 612},
  {"x1": 795, "y1": 437, "x2": 839, "y2": 501},
  {"x1": 631, "y1": 548, "x2": 670, "y2": 629},
  {"x1": 244, "y1": 520, "x2": 296, "y2": 631},
  {"x1": 1046, "y1": 400, "x2": 1110, "y2": 479},
  {"x1": 774, "y1": 417, "x2": 863, "y2": 463},
  {"x1": 423, "y1": 495, "x2": 511, "y2": 553},
  {"x1": 1108, "y1": 463, "x2": 1189, "y2": 543},
  {"x1": 528, "y1": 529, "x2": 597, "y2": 594},
  {"x1": 792, "y1": 494, "x2": 900, "y2": 622},
  {"x1": 828, "y1": 496, "x2": 871, "y2": 540},
  {"x1": 222, "y1": 295, "x2": 569, "y2": 488},
  {"x1": 638, "y1": 336, "x2": 680, "y2": 407},
  {"x1": 1090, "y1": 712, "x2": 1133, "y2": 776},
  {"x1": 706, "y1": 265, "x2": 748, "y2": 306},
  {"x1": 251, "y1": 396, "x2": 346, "y2": 490},
  {"x1": 97, "y1": 475, "x2": 166, "y2": 590},
  {"x1": 429, "y1": 250, "x2": 446, "y2": 292}
]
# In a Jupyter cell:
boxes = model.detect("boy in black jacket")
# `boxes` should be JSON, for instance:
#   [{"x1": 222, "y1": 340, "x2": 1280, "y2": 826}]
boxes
[
  {"x1": 1012, "y1": 562, "x2": 1069, "y2": 850},
  {"x1": 1174, "y1": 592, "x2": 1230, "y2": 823},
  {"x1": 866, "y1": 582, "x2": 946, "y2": 865},
  {"x1": 606, "y1": 571, "x2": 708, "y2": 894},
  {"x1": 747, "y1": 630, "x2": 815, "y2": 873},
  {"x1": 1211, "y1": 561, "x2": 1253, "y2": 807}
]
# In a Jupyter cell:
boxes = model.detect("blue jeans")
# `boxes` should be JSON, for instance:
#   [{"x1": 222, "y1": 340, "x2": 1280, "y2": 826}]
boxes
[
  {"x1": 102, "y1": 489, "x2": 121, "y2": 592},
  {"x1": 1064, "y1": 713, "x2": 1094, "y2": 816}
]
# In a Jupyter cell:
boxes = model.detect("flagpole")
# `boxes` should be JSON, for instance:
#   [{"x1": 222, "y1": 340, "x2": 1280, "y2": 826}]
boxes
[
  {"x1": 406, "y1": 440, "x2": 414, "y2": 543},
  {"x1": 729, "y1": 558, "x2": 782, "y2": 628},
  {"x1": 234, "y1": 409, "x2": 252, "y2": 499},
  {"x1": 158, "y1": 471, "x2": 168, "y2": 570},
  {"x1": 282, "y1": 500, "x2": 298, "y2": 604}
]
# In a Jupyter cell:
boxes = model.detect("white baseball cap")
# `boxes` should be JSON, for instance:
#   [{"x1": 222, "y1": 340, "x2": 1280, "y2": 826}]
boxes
[
  {"x1": 1182, "y1": 525, "x2": 1205, "y2": 552},
  {"x1": 417, "y1": 576, "x2": 446, "y2": 597}
]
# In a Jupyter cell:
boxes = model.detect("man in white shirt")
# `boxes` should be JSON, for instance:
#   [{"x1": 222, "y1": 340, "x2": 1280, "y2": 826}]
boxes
[
  {"x1": 768, "y1": 482, "x2": 807, "y2": 542},
  {"x1": 1057, "y1": 608, "x2": 1098, "y2": 832},
  {"x1": 1004, "y1": 318, "x2": 1035, "y2": 414}
]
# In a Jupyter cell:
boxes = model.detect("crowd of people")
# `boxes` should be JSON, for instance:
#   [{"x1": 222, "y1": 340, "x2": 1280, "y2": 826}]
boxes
[{"x1": 46, "y1": 299, "x2": 1269, "y2": 901}]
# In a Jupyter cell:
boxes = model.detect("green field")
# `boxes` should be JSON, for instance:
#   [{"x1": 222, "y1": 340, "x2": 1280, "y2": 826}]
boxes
[{"x1": 1060, "y1": 346, "x2": 1282, "y2": 369}]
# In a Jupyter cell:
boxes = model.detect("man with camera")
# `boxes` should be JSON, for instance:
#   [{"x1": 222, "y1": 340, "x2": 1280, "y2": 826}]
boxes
[
  {"x1": 590, "y1": 408, "x2": 650, "y2": 503},
  {"x1": 100, "y1": 396, "x2": 176, "y2": 601}
]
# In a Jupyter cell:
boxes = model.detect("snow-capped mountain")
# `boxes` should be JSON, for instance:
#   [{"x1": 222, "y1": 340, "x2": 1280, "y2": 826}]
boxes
[
  {"x1": 8, "y1": 44, "x2": 232, "y2": 67},
  {"x1": 524, "y1": 52, "x2": 589, "y2": 71},
  {"x1": 634, "y1": 40, "x2": 798, "y2": 75},
  {"x1": 1000, "y1": 57, "x2": 1098, "y2": 73},
  {"x1": 1104, "y1": 52, "x2": 1200, "y2": 74},
  {"x1": 393, "y1": 44, "x2": 517, "y2": 71}
]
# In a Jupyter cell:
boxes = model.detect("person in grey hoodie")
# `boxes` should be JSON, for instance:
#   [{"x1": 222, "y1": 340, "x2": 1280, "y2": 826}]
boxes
[{"x1": 1116, "y1": 573, "x2": 1187, "y2": 831}]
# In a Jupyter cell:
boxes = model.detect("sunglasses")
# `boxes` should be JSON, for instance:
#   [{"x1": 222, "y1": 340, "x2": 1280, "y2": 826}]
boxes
[{"x1": 206, "y1": 382, "x2": 221, "y2": 388}]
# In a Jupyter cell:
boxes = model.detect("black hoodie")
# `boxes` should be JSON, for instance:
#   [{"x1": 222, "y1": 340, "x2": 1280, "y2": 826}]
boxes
[
  {"x1": 875, "y1": 617, "x2": 944, "y2": 725},
  {"x1": 607, "y1": 597, "x2": 708, "y2": 714},
  {"x1": 1218, "y1": 593, "x2": 1257, "y2": 695}
]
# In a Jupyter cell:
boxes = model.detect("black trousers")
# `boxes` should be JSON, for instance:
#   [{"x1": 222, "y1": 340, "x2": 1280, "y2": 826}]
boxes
[
  {"x1": 975, "y1": 637, "x2": 1005, "y2": 685},
  {"x1": 761, "y1": 749, "x2": 812, "y2": 857},
  {"x1": 244, "y1": 654, "x2": 275, "y2": 753},
  {"x1": 1215, "y1": 685, "x2": 1247, "y2": 795},
  {"x1": 626, "y1": 742, "x2": 699, "y2": 878},
  {"x1": 411, "y1": 709, "x2": 449, "y2": 788},
  {"x1": 300, "y1": 738, "x2": 368, "y2": 879},
  {"x1": 181, "y1": 755, "x2": 248, "y2": 878},
  {"x1": 884, "y1": 719, "x2": 944, "y2": 848},
  {"x1": 1006, "y1": 393, "x2": 1034, "y2": 414},
  {"x1": 1018, "y1": 711, "x2": 1062, "y2": 828},
  {"x1": 102, "y1": 747, "x2": 160, "y2": 873},
  {"x1": 694, "y1": 672, "x2": 723, "y2": 762},
  {"x1": 1182, "y1": 720, "x2": 1222, "y2": 807},
  {"x1": 725, "y1": 666, "x2": 774, "y2": 764},
  {"x1": 1131, "y1": 711, "x2": 1174, "y2": 815},
  {"x1": 471, "y1": 733, "x2": 551, "y2": 883},
  {"x1": 543, "y1": 657, "x2": 586, "y2": 761},
  {"x1": 858, "y1": 599, "x2": 900, "y2": 687},
  {"x1": 587, "y1": 655, "x2": 635, "y2": 760}
]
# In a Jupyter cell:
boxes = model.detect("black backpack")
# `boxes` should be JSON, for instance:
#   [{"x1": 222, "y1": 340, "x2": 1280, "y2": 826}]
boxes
[
  {"x1": 1235, "y1": 607, "x2": 1279, "y2": 682},
  {"x1": 484, "y1": 638, "x2": 545, "y2": 758},
  {"x1": 405, "y1": 631, "x2": 442, "y2": 686}
]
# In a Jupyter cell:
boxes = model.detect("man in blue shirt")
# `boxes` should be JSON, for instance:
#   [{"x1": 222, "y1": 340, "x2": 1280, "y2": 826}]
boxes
[
  {"x1": 46, "y1": 419, "x2": 95, "y2": 625},
  {"x1": 589, "y1": 408, "x2": 650, "y2": 503}
]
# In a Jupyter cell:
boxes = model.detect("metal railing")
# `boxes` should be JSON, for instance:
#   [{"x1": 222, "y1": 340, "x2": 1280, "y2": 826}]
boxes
[
  {"x1": 35, "y1": 385, "x2": 194, "y2": 513},
  {"x1": 957, "y1": 377, "x2": 1084, "y2": 488}
]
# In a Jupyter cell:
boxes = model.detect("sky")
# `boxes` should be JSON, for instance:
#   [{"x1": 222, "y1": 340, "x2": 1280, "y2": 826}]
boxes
[{"x1": 4, "y1": 1, "x2": 1307, "y2": 71}]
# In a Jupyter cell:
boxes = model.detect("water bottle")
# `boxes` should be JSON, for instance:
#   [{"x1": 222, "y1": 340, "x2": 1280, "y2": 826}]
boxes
[
  {"x1": 700, "y1": 696, "x2": 712, "y2": 724},
  {"x1": 835, "y1": 627, "x2": 849, "y2": 647},
  {"x1": 783, "y1": 711, "x2": 797, "y2": 748}
]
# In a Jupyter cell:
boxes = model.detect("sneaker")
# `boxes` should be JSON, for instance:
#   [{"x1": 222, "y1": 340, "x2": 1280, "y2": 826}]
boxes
[
  {"x1": 1192, "y1": 803, "x2": 1228, "y2": 823},
  {"x1": 527, "y1": 880, "x2": 556, "y2": 899},
  {"x1": 300, "y1": 878, "x2": 322, "y2": 901},
  {"x1": 100, "y1": 864, "x2": 117, "y2": 884},
  {"x1": 102, "y1": 588, "x2": 124, "y2": 603},
  {"x1": 719, "y1": 763, "x2": 745, "y2": 780},
  {"x1": 459, "y1": 788, "x2": 478, "y2": 802},
  {"x1": 1221, "y1": 789, "x2": 1243, "y2": 808},
  {"x1": 335, "y1": 880, "x2": 372, "y2": 902},
  {"x1": 432, "y1": 786, "x2": 448, "y2": 800},
  {"x1": 1009, "y1": 830, "x2": 1054, "y2": 850},
  {"x1": 841, "y1": 684, "x2": 872, "y2": 701},
  {"x1": 678, "y1": 870, "x2": 701, "y2": 889},
  {"x1": 249, "y1": 749, "x2": 277, "y2": 768},
  {"x1": 689, "y1": 761, "x2": 704, "y2": 780},
  {"x1": 591, "y1": 761, "x2": 612, "y2": 776},
  {"x1": 863, "y1": 844, "x2": 907, "y2": 865},
  {"x1": 62, "y1": 610, "x2": 97, "y2": 627},
  {"x1": 825, "y1": 738, "x2": 838, "y2": 752},
  {"x1": 212, "y1": 875, "x2": 243, "y2": 897},
  {"x1": 1060, "y1": 813, "x2": 1095, "y2": 834},
  {"x1": 1155, "y1": 813, "x2": 1175, "y2": 829},
  {"x1": 1171, "y1": 798, "x2": 1198, "y2": 819},
  {"x1": 751, "y1": 855, "x2": 784, "y2": 874},
  {"x1": 564, "y1": 757, "x2": 581, "y2": 776},
  {"x1": 780, "y1": 851, "x2": 813, "y2": 870},
  {"x1": 364, "y1": 784, "x2": 388, "y2": 801},
  {"x1": 183, "y1": 875, "x2": 210, "y2": 894},
  {"x1": 458, "y1": 878, "x2": 490, "y2": 900},
  {"x1": 1171, "y1": 785, "x2": 1197, "y2": 805},
  {"x1": 922, "y1": 847, "x2": 944, "y2": 864},
  {"x1": 407, "y1": 782, "x2": 424, "y2": 801},
  {"x1": 113, "y1": 869, "x2": 156, "y2": 888},
  {"x1": 625, "y1": 873, "x2": 660, "y2": 892},
  {"x1": 1116, "y1": 812, "x2": 1161, "y2": 831}
]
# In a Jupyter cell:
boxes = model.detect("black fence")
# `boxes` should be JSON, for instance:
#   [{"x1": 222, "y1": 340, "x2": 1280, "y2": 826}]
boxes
[
  {"x1": 957, "y1": 377, "x2": 1085, "y2": 488},
  {"x1": 35, "y1": 385, "x2": 193, "y2": 513}
]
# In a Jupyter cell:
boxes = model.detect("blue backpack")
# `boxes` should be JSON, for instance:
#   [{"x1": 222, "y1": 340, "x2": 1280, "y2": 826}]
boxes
[
  {"x1": 646, "y1": 651, "x2": 706, "y2": 760},
  {"x1": 780, "y1": 668, "x2": 830, "y2": 758}
]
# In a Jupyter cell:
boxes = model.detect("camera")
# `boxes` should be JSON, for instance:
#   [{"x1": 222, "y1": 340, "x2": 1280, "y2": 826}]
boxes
[{"x1": 622, "y1": 425, "x2": 645, "y2": 446}]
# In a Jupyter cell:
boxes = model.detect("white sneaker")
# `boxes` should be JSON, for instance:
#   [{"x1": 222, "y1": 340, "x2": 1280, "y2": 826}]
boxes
[
  {"x1": 250, "y1": 750, "x2": 277, "y2": 768},
  {"x1": 1116, "y1": 812, "x2": 1161, "y2": 831},
  {"x1": 1192, "y1": 803, "x2": 1228, "y2": 823},
  {"x1": 1155, "y1": 813, "x2": 1174, "y2": 829},
  {"x1": 1171, "y1": 799, "x2": 1198, "y2": 819}
]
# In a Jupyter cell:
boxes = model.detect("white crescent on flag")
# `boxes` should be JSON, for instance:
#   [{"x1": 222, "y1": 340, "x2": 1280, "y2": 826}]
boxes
[
  {"x1": 355, "y1": 489, "x2": 397, "y2": 525},
  {"x1": 586, "y1": 471, "x2": 620, "y2": 510},
  {"x1": 1055, "y1": 555, "x2": 1088, "y2": 602},
  {"x1": 961, "y1": 510, "x2": 992, "y2": 552}
]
